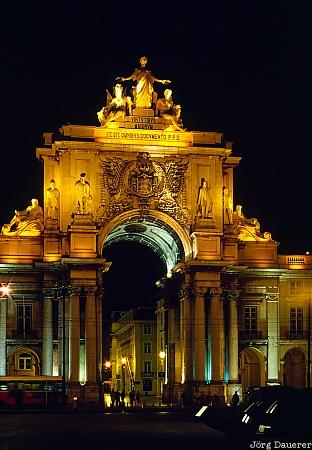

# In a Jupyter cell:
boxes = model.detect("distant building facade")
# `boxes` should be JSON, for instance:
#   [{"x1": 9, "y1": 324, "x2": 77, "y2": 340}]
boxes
[
  {"x1": 0, "y1": 58, "x2": 311, "y2": 405},
  {"x1": 110, "y1": 308, "x2": 157, "y2": 397}
]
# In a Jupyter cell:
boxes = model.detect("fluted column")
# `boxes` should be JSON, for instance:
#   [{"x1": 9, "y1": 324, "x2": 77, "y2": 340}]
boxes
[
  {"x1": 266, "y1": 292, "x2": 279, "y2": 382},
  {"x1": 85, "y1": 289, "x2": 97, "y2": 382},
  {"x1": 228, "y1": 290, "x2": 239, "y2": 383},
  {"x1": 42, "y1": 295, "x2": 53, "y2": 375},
  {"x1": 179, "y1": 272, "x2": 192, "y2": 383},
  {"x1": 193, "y1": 284, "x2": 207, "y2": 382},
  {"x1": 69, "y1": 294, "x2": 80, "y2": 382},
  {"x1": 0, "y1": 299, "x2": 7, "y2": 375},
  {"x1": 210, "y1": 287, "x2": 225, "y2": 383}
]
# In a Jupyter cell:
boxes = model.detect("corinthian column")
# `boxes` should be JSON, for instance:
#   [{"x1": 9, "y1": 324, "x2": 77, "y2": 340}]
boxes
[
  {"x1": 179, "y1": 272, "x2": 192, "y2": 383},
  {"x1": 42, "y1": 294, "x2": 53, "y2": 375},
  {"x1": 193, "y1": 284, "x2": 207, "y2": 382},
  {"x1": 85, "y1": 289, "x2": 97, "y2": 382},
  {"x1": 210, "y1": 287, "x2": 225, "y2": 383},
  {"x1": 228, "y1": 289, "x2": 239, "y2": 383},
  {"x1": 69, "y1": 294, "x2": 80, "y2": 382}
]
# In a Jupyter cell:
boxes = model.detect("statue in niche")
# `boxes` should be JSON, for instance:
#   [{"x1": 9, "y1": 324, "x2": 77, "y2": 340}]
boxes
[
  {"x1": 233, "y1": 204, "x2": 272, "y2": 241},
  {"x1": 197, "y1": 178, "x2": 213, "y2": 218},
  {"x1": 97, "y1": 84, "x2": 132, "y2": 127},
  {"x1": 156, "y1": 89, "x2": 186, "y2": 132},
  {"x1": 116, "y1": 56, "x2": 171, "y2": 109},
  {"x1": 1, "y1": 198, "x2": 44, "y2": 236},
  {"x1": 75, "y1": 173, "x2": 92, "y2": 214},
  {"x1": 46, "y1": 179, "x2": 60, "y2": 220}
]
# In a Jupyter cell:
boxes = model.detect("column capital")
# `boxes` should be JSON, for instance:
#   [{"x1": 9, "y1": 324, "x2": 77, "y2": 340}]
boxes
[
  {"x1": 227, "y1": 289, "x2": 240, "y2": 301},
  {"x1": 193, "y1": 285, "x2": 208, "y2": 297},
  {"x1": 210, "y1": 287, "x2": 223, "y2": 298}
]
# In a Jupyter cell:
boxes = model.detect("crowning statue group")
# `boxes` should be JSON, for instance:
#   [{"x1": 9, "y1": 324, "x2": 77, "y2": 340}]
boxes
[{"x1": 97, "y1": 56, "x2": 186, "y2": 132}]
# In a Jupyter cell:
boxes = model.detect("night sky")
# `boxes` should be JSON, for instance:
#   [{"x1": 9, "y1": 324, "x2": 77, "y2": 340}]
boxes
[{"x1": 0, "y1": 3, "x2": 308, "y2": 308}]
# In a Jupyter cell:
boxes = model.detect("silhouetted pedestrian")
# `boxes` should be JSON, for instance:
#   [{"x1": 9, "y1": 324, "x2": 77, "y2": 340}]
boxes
[
  {"x1": 135, "y1": 390, "x2": 141, "y2": 406},
  {"x1": 129, "y1": 390, "x2": 135, "y2": 407},
  {"x1": 121, "y1": 390, "x2": 125, "y2": 406},
  {"x1": 232, "y1": 390, "x2": 239, "y2": 407},
  {"x1": 110, "y1": 388, "x2": 116, "y2": 407},
  {"x1": 115, "y1": 390, "x2": 121, "y2": 407}
]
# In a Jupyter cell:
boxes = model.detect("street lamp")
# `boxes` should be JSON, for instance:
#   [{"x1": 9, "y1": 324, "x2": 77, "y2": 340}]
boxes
[{"x1": 159, "y1": 350, "x2": 165, "y2": 397}]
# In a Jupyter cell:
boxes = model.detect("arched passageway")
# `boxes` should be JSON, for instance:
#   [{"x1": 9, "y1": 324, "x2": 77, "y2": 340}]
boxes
[
  {"x1": 240, "y1": 347, "x2": 265, "y2": 391},
  {"x1": 283, "y1": 348, "x2": 306, "y2": 389}
]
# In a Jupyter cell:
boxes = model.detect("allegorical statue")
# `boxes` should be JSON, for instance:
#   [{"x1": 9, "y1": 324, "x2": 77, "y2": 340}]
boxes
[
  {"x1": 75, "y1": 173, "x2": 92, "y2": 214},
  {"x1": 46, "y1": 179, "x2": 60, "y2": 220},
  {"x1": 1, "y1": 198, "x2": 44, "y2": 236},
  {"x1": 97, "y1": 84, "x2": 133, "y2": 127},
  {"x1": 233, "y1": 204, "x2": 272, "y2": 241},
  {"x1": 117, "y1": 56, "x2": 171, "y2": 109},
  {"x1": 156, "y1": 89, "x2": 186, "y2": 132},
  {"x1": 197, "y1": 178, "x2": 213, "y2": 218}
]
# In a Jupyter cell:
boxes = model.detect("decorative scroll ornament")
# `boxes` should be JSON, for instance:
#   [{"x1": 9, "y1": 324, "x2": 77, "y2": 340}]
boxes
[
  {"x1": 99, "y1": 152, "x2": 190, "y2": 228},
  {"x1": 1, "y1": 199, "x2": 44, "y2": 237},
  {"x1": 233, "y1": 205, "x2": 272, "y2": 242}
]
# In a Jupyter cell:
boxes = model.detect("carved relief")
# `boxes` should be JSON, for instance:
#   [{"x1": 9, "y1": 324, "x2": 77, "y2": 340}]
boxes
[{"x1": 99, "y1": 152, "x2": 190, "y2": 228}]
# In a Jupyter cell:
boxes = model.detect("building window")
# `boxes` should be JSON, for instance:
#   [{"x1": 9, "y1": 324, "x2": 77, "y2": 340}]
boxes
[
  {"x1": 290, "y1": 307, "x2": 303, "y2": 337},
  {"x1": 143, "y1": 379, "x2": 152, "y2": 392},
  {"x1": 17, "y1": 304, "x2": 32, "y2": 337},
  {"x1": 144, "y1": 361, "x2": 152, "y2": 373},
  {"x1": 18, "y1": 353, "x2": 32, "y2": 370},
  {"x1": 143, "y1": 342, "x2": 151, "y2": 354},
  {"x1": 243, "y1": 306, "x2": 257, "y2": 336},
  {"x1": 143, "y1": 324, "x2": 151, "y2": 335}
]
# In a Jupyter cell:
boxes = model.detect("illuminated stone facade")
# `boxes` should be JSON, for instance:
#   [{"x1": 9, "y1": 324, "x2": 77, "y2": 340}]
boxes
[{"x1": 0, "y1": 58, "x2": 311, "y2": 405}]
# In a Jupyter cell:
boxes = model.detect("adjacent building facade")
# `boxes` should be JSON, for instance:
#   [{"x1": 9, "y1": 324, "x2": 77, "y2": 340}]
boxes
[{"x1": 0, "y1": 58, "x2": 311, "y2": 405}]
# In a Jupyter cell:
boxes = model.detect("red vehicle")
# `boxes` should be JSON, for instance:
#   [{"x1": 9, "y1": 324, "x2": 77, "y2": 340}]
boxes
[{"x1": 0, "y1": 376, "x2": 66, "y2": 408}]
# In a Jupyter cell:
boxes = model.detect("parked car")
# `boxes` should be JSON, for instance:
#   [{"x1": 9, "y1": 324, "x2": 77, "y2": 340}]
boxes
[{"x1": 240, "y1": 386, "x2": 312, "y2": 439}]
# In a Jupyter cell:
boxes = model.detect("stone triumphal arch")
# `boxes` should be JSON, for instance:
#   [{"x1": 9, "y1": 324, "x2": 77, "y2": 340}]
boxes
[{"x1": 2, "y1": 56, "x2": 304, "y2": 405}]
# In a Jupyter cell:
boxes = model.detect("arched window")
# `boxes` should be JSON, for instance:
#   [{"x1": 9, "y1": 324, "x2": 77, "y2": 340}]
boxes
[{"x1": 18, "y1": 353, "x2": 32, "y2": 370}]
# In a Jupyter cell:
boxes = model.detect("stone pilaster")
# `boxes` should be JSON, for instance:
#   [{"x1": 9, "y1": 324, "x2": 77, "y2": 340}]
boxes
[
  {"x1": 266, "y1": 290, "x2": 279, "y2": 382},
  {"x1": 0, "y1": 299, "x2": 7, "y2": 375},
  {"x1": 210, "y1": 287, "x2": 225, "y2": 383}
]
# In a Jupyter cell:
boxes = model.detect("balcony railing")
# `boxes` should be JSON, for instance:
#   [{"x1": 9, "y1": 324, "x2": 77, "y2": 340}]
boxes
[
  {"x1": 141, "y1": 371, "x2": 154, "y2": 378},
  {"x1": 11, "y1": 330, "x2": 38, "y2": 339},
  {"x1": 287, "y1": 330, "x2": 309, "y2": 339},
  {"x1": 239, "y1": 331, "x2": 263, "y2": 340}
]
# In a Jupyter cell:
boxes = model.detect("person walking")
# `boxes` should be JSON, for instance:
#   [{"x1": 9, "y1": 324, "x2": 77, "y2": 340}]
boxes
[{"x1": 135, "y1": 390, "x2": 141, "y2": 406}]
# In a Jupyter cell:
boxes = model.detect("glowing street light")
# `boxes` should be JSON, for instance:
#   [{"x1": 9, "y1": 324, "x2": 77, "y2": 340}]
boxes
[{"x1": 0, "y1": 284, "x2": 11, "y2": 298}]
